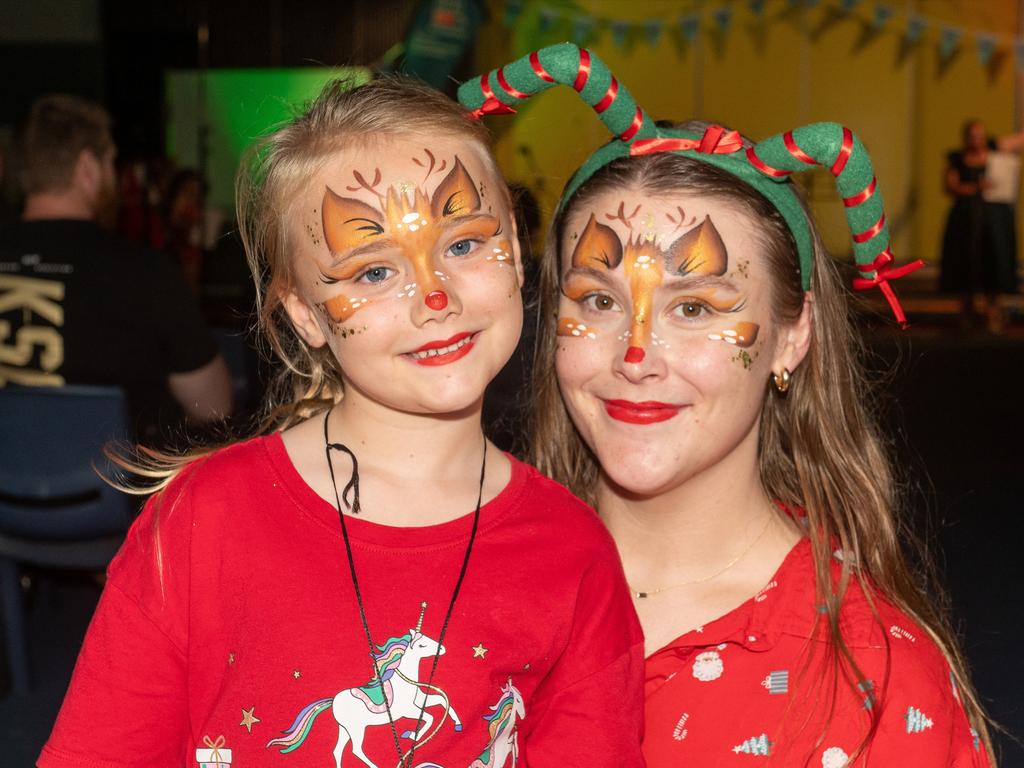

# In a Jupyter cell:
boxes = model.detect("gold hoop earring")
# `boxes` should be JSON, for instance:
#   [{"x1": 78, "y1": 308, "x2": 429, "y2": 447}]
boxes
[{"x1": 772, "y1": 368, "x2": 791, "y2": 394}]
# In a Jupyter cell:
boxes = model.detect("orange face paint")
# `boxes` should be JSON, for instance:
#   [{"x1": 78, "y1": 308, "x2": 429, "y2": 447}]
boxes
[
  {"x1": 320, "y1": 155, "x2": 485, "y2": 305},
  {"x1": 666, "y1": 215, "x2": 729, "y2": 276},
  {"x1": 565, "y1": 212, "x2": 733, "y2": 363},
  {"x1": 621, "y1": 239, "x2": 665, "y2": 361},
  {"x1": 557, "y1": 317, "x2": 597, "y2": 339},
  {"x1": 323, "y1": 294, "x2": 371, "y2": 323}
]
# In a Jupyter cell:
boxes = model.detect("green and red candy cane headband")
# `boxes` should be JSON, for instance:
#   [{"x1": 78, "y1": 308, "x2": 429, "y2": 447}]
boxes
[{"x1": 457, "y1": 42, "x2": 923, "y2": 325}]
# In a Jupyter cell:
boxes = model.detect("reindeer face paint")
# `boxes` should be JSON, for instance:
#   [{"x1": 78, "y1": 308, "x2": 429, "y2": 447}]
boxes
[
  {"x1": 554, "y1": 189, "x2": 792, "y2": 495},
  {"x1": 287, "y1": 136, "x2": 524, "y2": 418}
]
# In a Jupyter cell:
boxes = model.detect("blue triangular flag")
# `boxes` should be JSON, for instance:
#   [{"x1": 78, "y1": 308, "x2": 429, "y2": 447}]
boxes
[
  {"x1": 976, "y1": 34, "x2": 997, "y2": 66},
  {"x1": 644, "y1": 19, "x2": 664, "y2": 47},
  {"x1": 571, "y1": 14, "x2": 596, "y2": 44},
  {"x1": 748, "y1": 0, "x2": 766, "y2": 17},
  {"x1": 680, "y1": 15, "x2": 700, "y2": 43},
  {"x1": 905, "y1": 15, "x2": 927, "y2": 44},
  {"x1": 503, "y1": 0, "x2": 524, "y2": 28},
  {"x1": 872, "y1": 4, "x2": 893, "y2": 30},
  {"x1": 939, "y1": 26, "x2": 962, "y2": 58},
  {"x1": 538, "y1": 6, "x2": 560, "y2": 33},
  {"x1": 610, "y1": 19, "x2": 631, "y2": 48},
  {"x1": 712, "y1": 6, "x2": 733, "y2": 32}
]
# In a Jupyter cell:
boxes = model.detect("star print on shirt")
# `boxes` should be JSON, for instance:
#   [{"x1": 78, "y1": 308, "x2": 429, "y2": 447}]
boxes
[
  {"x1": 292, "y1": 670, "x2": 301, "y2": 679},
  {"x1": 472, "y1": 643, "x2": 488, "y2": 659},
  {"x1": 240, "y1": 706, "x2": 260, "y2": 734}
]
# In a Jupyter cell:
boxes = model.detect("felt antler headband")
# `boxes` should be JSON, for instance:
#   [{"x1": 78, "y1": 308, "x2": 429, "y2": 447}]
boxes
[{"x1": 457, "y1": 43, "x2": 923, "y2": 325}]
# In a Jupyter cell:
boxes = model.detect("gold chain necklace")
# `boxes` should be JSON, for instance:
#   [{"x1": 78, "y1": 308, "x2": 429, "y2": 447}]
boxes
[{"x1": 630, "y1": 510, "x2": 774, "y2": 599}]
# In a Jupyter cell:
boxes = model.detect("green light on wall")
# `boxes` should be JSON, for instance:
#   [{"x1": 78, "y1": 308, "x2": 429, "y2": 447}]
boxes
[{"x1": 166, "y1": 67, "x2": 372, "y2": 212}]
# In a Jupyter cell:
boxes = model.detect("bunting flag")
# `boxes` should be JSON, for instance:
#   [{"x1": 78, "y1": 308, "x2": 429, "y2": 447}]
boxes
[
  {"x1": 571, "y1": 14, "x2": 596, "y2": 45},
  {"x1": 976, "y1": 33, "x2": 997, "y2": 66},
  {"x1": 940, "y1": 25, "x2": 963, "y2": 59},
  {"x1": 518, "y1": 1, "x2": 1024, "y2": 73},
  {"x1": 503, "y1": 0, "x2": 524, "y2": 29},
  {"x1": 538, "y1": 6, "x2": 558, "y2": 33},
  {"x1": 905, "y1": 15, "x2": 927, "y2": 45},
  {"x1": 644, "y1": 18, "x2": 664, "y2": 47},
  {"x1": 680, "y1": 15, "x2": 700, "y2": 44},
  {"x1": 712, "y1": 6, "x2": 733, "y2": 32},
  {"x1": 872, "y1": 4, "x2": 893, "y2": 31},
  {"x1": 610, "y1": 19, "x2": 631, "y2": 48}
]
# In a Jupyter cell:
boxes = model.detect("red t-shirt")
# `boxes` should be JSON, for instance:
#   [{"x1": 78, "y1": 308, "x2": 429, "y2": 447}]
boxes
[
  {"x1": 644, "y1": 538, "x2": 988, "y2": 767},
  {"x1": 39, "y1": 435, "x2": 644, "y2": 768}
]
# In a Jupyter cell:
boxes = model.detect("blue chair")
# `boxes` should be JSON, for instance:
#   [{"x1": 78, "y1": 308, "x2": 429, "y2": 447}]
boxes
[{"x1": 0, "y1": 385, "x2": 136, "y2": 694}]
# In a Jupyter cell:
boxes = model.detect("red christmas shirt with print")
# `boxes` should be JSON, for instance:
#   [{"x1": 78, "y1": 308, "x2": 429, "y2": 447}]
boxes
[
  {"x1": 644, "y1": 538, "x2": 988, "y2": 767},
  {"x1": 39, "y1": 435, "x2": 644, "y2": 768}
]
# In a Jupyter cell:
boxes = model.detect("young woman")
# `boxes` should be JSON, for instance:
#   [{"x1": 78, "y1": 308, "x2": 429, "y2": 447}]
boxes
[
  {"x1": 39, "y1": 77, "x2": 643, "y2": 768},
  {"x1": 461, "y1": 44, "x2": 994, "y2": 766}
]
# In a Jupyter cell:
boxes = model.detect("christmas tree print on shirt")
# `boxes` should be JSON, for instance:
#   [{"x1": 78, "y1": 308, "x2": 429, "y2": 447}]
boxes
[
  {"x1": 732, "y1": 733, "x2": 771, "y2": 755},
  {"x1": 905, "y1": 706, "x2": 934, "y2": 734}
]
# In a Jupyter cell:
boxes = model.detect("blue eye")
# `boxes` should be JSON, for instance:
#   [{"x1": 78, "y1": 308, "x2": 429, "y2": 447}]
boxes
[
  {"x1": 358, "y1": 266, "x2": 393, "y2": 284},
  {"x1": 447, "y1": 239, "x2": 477, "y2": 257}
]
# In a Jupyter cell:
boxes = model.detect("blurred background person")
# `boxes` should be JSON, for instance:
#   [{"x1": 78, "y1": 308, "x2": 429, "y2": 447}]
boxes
[
  {"x1": 0, "y1": 94, "x2": 232, "y2": 438},
  {"x1": 939, "y1": 118, "x2": 1024, "y2": 331}
]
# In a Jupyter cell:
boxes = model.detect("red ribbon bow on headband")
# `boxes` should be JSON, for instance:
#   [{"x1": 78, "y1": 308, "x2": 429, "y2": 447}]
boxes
[
  {"x1": 630, "y1": 125, "x2": 744, "y2": 156},
  {"x1": 852, "y1": 250, "x2": 925, "y2": 328}
]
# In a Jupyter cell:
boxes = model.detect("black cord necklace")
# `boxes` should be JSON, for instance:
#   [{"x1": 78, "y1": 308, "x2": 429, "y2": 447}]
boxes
[{"x1": 324, "y1": 409, "x2": 486, "y2": 768}]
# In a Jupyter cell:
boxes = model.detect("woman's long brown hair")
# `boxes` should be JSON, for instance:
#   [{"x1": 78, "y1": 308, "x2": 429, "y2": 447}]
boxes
[{"x1": 529, "y1": 121, "x2": 995, "y2": 765}]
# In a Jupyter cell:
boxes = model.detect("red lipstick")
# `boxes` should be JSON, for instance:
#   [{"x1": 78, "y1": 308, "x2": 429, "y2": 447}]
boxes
[
  {"x1": 603, "y1": 399, "x2": 681, "y2": 424},
  {"x1": 407, "y1": 331, "x2": 476, "y2": 366}
]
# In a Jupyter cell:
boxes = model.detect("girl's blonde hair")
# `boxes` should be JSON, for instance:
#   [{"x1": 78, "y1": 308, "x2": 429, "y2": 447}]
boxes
[
  {"x1": 114, "y1": 76, "x2": 498, "y2": 491},
  {"x1": 529, "y1": 120, "x2": 994, "y2": 765}
]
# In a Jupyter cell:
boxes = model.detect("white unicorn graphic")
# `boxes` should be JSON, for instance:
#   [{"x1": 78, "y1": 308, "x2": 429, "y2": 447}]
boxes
[
  {"x1": 267, "y1": 604, "x2": 462, "y2": 768},
  {"x1": 414, "y1": 679, "x2": 525, "y2": 768}
]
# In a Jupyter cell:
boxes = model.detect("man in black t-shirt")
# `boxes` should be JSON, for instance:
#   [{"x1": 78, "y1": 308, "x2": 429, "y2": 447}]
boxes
[{"x1": 0, "y1": 94, "x2": 232, "y2": 435}]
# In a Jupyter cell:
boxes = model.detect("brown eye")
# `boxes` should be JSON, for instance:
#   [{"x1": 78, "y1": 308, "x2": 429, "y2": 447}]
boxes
[
  {"x1": 680, "y1": 302, "x2": 704, "y2": 317},
  {"x1": 583, "y1": 293, "x2": 618, "y2": 312}
]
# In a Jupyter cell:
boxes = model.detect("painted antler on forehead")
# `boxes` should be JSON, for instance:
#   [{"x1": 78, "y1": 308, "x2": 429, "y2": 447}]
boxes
[{"x1": 458, "y1": 44, "x2": 923, "y2": 326}]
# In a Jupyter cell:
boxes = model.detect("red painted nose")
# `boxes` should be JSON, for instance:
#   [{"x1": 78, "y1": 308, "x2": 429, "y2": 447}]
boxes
[
  {"x1": 624, "y1": 346, "x2": 646, "y2": 364},
  {"x1": 425, "y1": 291, "x2": 448, "y2": 310}
]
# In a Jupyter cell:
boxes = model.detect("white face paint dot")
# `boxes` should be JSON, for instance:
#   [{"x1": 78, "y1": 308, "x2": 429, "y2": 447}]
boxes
[
  {"x1": 708, "y1": 334, "x2": 723, "y2": 341},
  {"x1": 723, "y1": 329, "x2": 738, "y2": 337},
  {"x1": 586, "y1": 332, "x2": 596, "y2": 339},
  {"x1": 402, "y1": 212, "x2": 419, "y2": 224},
  {"x1": 571, "y1": 329, "x2": 581, "y2": 336}
]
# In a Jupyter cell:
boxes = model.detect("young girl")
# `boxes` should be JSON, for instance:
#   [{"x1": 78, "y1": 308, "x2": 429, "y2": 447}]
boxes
[
  {"x1": 39, "y1": 77, "x2": 643, "y2": 768},
  {"x1": 460, "y1": 45, "x2": 994, "y2": 766}
]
